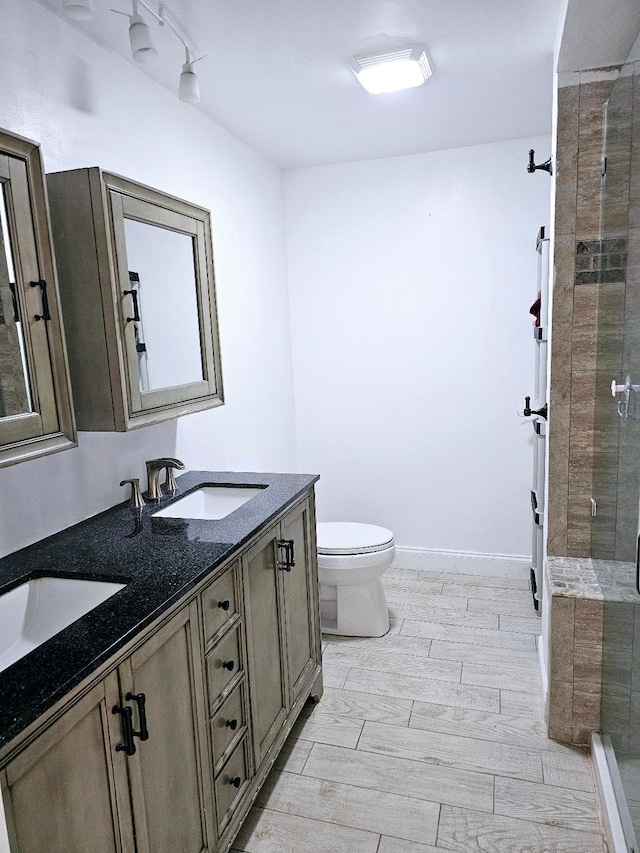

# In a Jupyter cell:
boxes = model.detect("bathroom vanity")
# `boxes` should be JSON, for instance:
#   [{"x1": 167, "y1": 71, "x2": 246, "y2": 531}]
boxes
[{"x1": 0, "y1": 472, "x2": 322, "y2": 853}]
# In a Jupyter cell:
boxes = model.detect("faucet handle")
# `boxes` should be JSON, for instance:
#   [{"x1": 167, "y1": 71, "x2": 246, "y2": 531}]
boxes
[
  {"x1": 162, "y1": 458, "x2": 185, "y2": 493},
  {"x1": 120, "y1": 478, "x2": 145, "y2": 509}
]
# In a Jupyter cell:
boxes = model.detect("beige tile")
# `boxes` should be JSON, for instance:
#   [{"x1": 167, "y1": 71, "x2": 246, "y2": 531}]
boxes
[
  {"x1": 388, "y1": 603, "x2": 498, "y2": 628},
  {"x1": 302, "y1": 743, "x2": 494, "y2": 813},
  {"x1": 323, "y1": 644, "x2": 460, "y2": 684},
  {"x1": 409, "y1": 701, "x2": 561, "y2": 752},
  {"x1": 442, "y1": 583, "x2": 532, "y2": 605},
  {"x1": 274, "y1": 737, "x2": 313, "y2": 773},
  {"x1": 382, "y1": 578, "x2": 444, "y2": 595},
  {"x1": 462, "y1": 662, "x2": 541, "y2": 694},
  {"x1": 494, "y1": 775, "x2": 601, "y2": 833},
  {"x1": 385, "y1": 590, "x2": 467, "y2": 611},
  {"x1": 377, "y1": 838, "x2": 442, "y2": 853},
  {"x1": 574, "y1": 595, "x2": 603, "y2": 644},
  {"x1": 501, "y1": 688, "x2": 544, "y2": 721},
  {"x1": 550, "y1": 596, "x2": 575, "y2": 683},
  {"x1": 436, "y1": 805, "x2": 606, "y2": 853},
  {"x1": 344, "y1": 667, "x2": 500, "y2": 712},
  {"x1": 322, "y1": 662, "x2": 350, "y2": 688},
  {"x1": 401, "y1": 619, "x2": 537, "y2": 651},
  {"x1": 467, "y1": 596, "x2": 536, "y2": 618},
  {"x1": 290, "y1": 710, "x2": 364, "y2": 748},
  {"x1": 233, "y1": 807, "x2": 380, "y2": 853},
  {"x1": 541, "y1": 746, "x2": 595, "y2": 793},
  {"x1": 323, "y1": 632, "x2": 433, "y2": 660},
  {"x1": 385, "y1": 567, "x2": 420, "y2": 580},
  {"x1": 358, "y1": 720, "x2": 543, "y2": 782},
  {"x1": 547, "y1": 680, "x2": 574, "y2": 742},
  {"x1": 499, "y1": 614, "x2": 542, "y2": 634},
  {"x1": 256, "y1": 770, "x2": 439, "y2": 845},
  {"x1": 315, "y1": 686, "x2": 412, "y2": 725},
  {"x1": 430, "y1": 639, "x2": 539, "y2": 669},
  {"x1": 417, "y1": 571, "x2": 529, "y2": 590}
]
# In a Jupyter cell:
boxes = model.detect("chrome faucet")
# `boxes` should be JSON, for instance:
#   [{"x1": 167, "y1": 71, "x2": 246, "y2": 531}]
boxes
[{"x1": 145, "y1": 457, "x2": 185, "y2": 501}]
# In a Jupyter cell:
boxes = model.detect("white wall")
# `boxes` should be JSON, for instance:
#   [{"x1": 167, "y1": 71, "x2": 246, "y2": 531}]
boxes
[
  {"x1": 0, "y1": 0, "x2": 296, "y2": 558},
  {"x1": 285, "y1": 137, "x2": 551, "y2": 558}
]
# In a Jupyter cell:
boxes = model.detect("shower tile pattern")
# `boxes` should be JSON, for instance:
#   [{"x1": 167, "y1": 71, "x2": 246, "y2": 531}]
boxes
[
  {"x1": 233, "y1": 569, "x2": 606, "y2": 853},
  {"x1": 546, "y1": 556, "x2": 639, "y2": 745}
]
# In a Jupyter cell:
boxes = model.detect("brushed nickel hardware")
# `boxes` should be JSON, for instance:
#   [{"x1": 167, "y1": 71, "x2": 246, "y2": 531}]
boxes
[
  {"x1": 145, "y1": 457, "x2": 185, "y2": 501},
  {"x1": 120, "y1": 478, "x2": 145, "y2": 509}
]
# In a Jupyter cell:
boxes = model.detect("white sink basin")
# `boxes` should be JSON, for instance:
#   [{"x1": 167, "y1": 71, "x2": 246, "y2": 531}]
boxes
[
  {"x1": 0, "y1": 577, "x2": 126, "y2": 673},
  {"x1": 153, "y1": 486, "x2": 265, "y2": 520}
]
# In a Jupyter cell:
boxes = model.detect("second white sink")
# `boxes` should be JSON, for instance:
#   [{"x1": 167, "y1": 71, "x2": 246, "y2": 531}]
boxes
[{"x1": 153, "y1": 486, "x2": 265, "y2": 520}]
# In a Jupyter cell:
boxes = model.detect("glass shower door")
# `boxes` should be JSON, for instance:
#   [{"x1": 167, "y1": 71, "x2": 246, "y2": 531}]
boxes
[{"x1": 593, "y1": 56, "x2": 640, "y2": 850}]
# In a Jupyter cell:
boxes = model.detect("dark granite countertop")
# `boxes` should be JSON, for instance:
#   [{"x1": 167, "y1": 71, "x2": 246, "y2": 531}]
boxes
[{"x1": 0, "y1": 470, "x2": 318, "y2": 753}]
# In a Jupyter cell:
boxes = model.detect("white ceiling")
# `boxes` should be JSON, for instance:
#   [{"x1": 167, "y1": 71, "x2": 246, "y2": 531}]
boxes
[{"x1": 38, "y1": 0, "x2": 563, "y2": 169}]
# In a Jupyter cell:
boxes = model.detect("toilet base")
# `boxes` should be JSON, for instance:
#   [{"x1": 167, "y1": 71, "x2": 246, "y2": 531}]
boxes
[{"x1": 320, "y1": 579, "x2": 390, "y2": 638}]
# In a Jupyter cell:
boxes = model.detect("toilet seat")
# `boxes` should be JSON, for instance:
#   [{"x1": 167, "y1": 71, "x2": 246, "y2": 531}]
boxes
[{"x1": 317, "y1": 522, "x2": 394, "y2": 556}]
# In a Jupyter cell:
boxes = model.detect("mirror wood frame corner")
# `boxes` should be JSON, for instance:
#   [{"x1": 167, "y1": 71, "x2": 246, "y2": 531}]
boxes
[
  {"x1": 46, "y1": 168, "x2": 224, "y2": 432},
  {"x1": 0, "y1": 128, "x2": 76, "y2": 469}
]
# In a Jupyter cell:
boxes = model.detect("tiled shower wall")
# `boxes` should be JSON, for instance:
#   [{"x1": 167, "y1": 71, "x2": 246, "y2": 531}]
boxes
[{"x1": 547, "y1": 68, "x2": 635, "y2": 560}]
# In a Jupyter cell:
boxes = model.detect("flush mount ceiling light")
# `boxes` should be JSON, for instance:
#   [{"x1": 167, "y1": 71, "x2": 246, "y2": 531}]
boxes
[
  {"x1": 111, "y1": 1, "x2": 205, "y2": 104},
  {"x1": 350, "y1": 45, "x2": 432, "y2": 95},
  {"x1": 63, "y1": 0, "x2": 94, "y2": 20}
]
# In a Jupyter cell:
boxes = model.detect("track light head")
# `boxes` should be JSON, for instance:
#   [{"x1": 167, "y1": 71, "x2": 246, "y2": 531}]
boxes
[
  {"x1": 63, "y1": 0, "x2": 94, "y2": 20},
  {"x1": 179, "y1": 61, "x2": 200, "y2": 105},
  {"x1": 129, "y1": 13, "x2": 158, "y2": 63}
]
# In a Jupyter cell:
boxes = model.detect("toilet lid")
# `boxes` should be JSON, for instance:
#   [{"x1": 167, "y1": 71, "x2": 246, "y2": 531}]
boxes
[{"x1": 316, "y1": 522, "x2": 394, "y2": 555}]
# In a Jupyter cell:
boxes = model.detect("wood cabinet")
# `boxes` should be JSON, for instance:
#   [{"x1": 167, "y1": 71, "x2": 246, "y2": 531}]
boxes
[
  {"x1": 0, "y1": 490, "x2": 322, "y2": 853},
  {"x1": 46, "y1": 168, "x2": 224, "y2": 432},
  {"x1": 0, "y1": 129, "x2": 75, "y2": 467},
  {"x1": 1, "y1": 602, "x2": 211, "y2": 853}
]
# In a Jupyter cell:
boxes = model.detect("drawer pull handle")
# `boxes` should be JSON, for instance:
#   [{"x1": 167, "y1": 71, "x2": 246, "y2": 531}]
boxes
[
  {"x1": 112, "y1": 704, "x2": 136, "y2": 756},
  {"x1": 225, "y1": 718, "x2": 238, "y2": 730},
  {"x1": 126, "y1": 692, "x2": 149, "y2": 742},
  {"x1": 229, "y1": 776, "x2": 242, "y2": 788},
  {"x1": 217, "y1": 599, "x2": 231, "y2": 611},
  {"x1": 222, "y1": 660, "x2": 235, "y2": 671}
]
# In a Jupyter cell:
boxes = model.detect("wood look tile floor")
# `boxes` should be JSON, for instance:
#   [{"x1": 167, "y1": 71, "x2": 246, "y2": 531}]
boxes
[{"x1": 233, "y1": 569, "x2": 606, "y2": 853}]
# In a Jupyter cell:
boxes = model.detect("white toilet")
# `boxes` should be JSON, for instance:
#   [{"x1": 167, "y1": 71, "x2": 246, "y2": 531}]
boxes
[{"x1": 316, "y1": 522, "x2": 395, "y2": 637}]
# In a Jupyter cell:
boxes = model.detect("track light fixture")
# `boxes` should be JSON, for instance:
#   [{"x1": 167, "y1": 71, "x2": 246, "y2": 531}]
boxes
[
  {"x1": 111, "y1": 1, "x2": 204, "y2": 104},
  {"x1": 128, "y1": 10, "x2": 158, "y2": 63},
  {"x1": 63, "y1": 0, "x2": 94, "y2": 20}
]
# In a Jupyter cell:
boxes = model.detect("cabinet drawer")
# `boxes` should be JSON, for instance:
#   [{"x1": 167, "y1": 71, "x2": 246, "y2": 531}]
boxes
[
  {"x1": 202, "y1": 564, "x2": 238, "y2": 642},
  {"x1": 215, "y1": 738, "x2": 249, "y2": 830},
  {"x1": 206, "y1": 625, "x2": 242, "y2": 704},
  {"x1": 211, "y1": 680, "x2": 246, "y2": 770}
]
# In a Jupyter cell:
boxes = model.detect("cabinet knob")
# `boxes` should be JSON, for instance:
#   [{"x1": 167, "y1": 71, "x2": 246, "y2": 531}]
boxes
[
  {"x1": 229, "y1": 776, "x2": 242, "y2": 788},
  {"x1": 222, "y1": 660, "x2": 235, "y2": 672},
  {"x1": 217, "y1": 599, "x2": 231, "y2": 611},
  {"x1": 225, "y1": 718, "x2": 238, "y2": 730}
]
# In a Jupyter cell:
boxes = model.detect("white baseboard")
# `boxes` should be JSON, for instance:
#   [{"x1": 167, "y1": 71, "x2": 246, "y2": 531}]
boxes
[
  {"x1": 392, "y1": 547, "x2": 530, "y2": 579},
  {"x1": 537, "y1": 634, "x2": 548, "y2": 709},
  {"x1": 591, "y1": 733, "x2": 635, "y2": 853}
]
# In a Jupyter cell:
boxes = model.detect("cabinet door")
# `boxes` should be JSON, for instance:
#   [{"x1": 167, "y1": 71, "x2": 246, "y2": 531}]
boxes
[
  {"x1": 2, "y1": 675, "x2": 133, "y2": 853},
  {"x1": 118, "y1": 602, "x2": 213, "y2": 853},
  {"x1": 242, "y1": 528, "x2": 288, "y2": 767},
  {"x1": 280, "y1": 498, "x2": 321, "y2": 705}
]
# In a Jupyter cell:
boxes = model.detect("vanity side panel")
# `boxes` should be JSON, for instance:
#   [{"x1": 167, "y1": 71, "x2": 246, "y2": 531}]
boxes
[{"x1": 47, "y1": 169, "x2": 120, "y2": 431}]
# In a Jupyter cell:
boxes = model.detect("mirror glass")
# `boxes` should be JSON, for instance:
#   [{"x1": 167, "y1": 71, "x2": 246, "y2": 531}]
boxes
[
  {"x1": 0, "y1": 182, "x2": 32, "y2": 417},
  {"x1": 122, "y1": 218, "x2": 204, "y2": 392}
]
